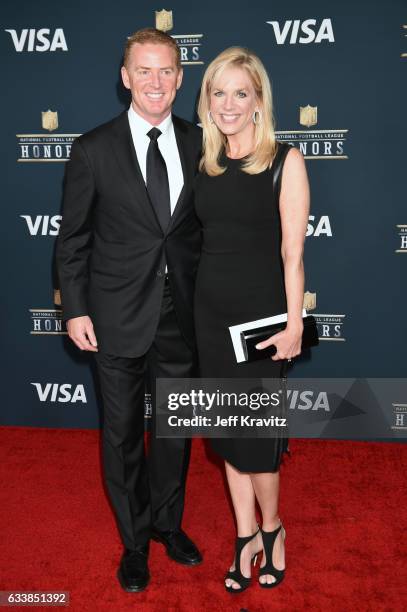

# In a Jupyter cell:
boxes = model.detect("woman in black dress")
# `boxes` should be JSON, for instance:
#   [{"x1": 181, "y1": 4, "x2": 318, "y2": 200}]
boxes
[{"x1": 194, "y1": 47, "x2": 310, "y2": 592}]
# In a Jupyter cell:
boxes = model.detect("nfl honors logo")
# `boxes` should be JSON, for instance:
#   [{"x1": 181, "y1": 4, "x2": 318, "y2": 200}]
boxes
[
  {"x1": 395, "y1": 225, "x2": 407, "y2": 253},
  {"x1": 16, "y1": 110, "x2": 80, "y2": 162},
  {"x1": 155, "y1": 9, "x2": 173, "y2": 32},
  {"x1": 303, "y1": 291, "x2": 346, "y2": 341},
  {"x1": 41, "y1": 109, "x2": 58, "y2": 132},
  {"x1": 29, "y1": 289, "x2": 67, "y2": 335},
  {"x1": 276, "y1": 105, "x2": 349, "y2": 159},
  {"x1": 299, "y1": 105, "x2": 317, "y2": 128},
  {"x1": 391, "y1": 403, "x2": 407, "y2": 429},
  {"x1": 315, "y1": 314, "x2": 346, "y2": 340},
  {"x1": 303, "y1": 291, "x2": 317, "y2": 310},
  {"x1": 155, "y1": 9, "x2": 204, "y2": 65}
]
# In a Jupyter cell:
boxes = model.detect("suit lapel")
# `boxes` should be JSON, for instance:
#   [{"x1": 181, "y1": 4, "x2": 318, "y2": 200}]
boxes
[
  {"x1": 110, "y1": 111, "x2": 163, "y2": 233},
  {"x1": 168, "y1": 115, "x2": 192, "y2": 230}
]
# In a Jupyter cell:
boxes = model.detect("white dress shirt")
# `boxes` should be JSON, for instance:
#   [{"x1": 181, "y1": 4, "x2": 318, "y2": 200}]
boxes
[{"x1": 127, "y1": 105, "x2": 184, "y2": 215}]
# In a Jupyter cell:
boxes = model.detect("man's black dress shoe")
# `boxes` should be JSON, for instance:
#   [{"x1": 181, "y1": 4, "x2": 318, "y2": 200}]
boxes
[
  {"x1": 117, "y1": 545, "x2": 150, "y2": 592},
  {"x1": 151, "y1": 528, "x2": 202, "y2": 566}
]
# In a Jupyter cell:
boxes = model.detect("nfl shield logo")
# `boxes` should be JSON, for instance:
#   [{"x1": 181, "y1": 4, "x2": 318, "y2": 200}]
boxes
[
  {"x1": 155, "y1": 9, "x2": 173, "y2": 32},
  {"x1": 303, "y1": 291, "x2": 317, "y2": 310},
  {"x1": 42, "y1": 109, "x2": 58, "y2": 132},
  {"x1": 299, "y1": 105, "x2": 317, "y2": 128}
]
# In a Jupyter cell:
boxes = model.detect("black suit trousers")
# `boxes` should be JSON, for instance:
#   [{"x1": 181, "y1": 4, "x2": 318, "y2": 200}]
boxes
[{"x1": 94, "y1": 282, "x2": 194, "y2": 549}]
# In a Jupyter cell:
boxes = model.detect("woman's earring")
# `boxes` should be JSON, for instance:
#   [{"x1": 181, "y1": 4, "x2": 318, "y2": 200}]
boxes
[
  {"x1": 252, "y1": 110, "x2": 261, "y2": 125},
  {"x1": 208, "y1": 110, "x2": 214, "y2": 124}
]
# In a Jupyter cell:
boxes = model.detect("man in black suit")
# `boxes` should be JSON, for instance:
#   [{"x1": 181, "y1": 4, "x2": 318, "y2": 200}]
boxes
[{"x1": 56, "y1": 28, "x2": 202, "y2": 592}]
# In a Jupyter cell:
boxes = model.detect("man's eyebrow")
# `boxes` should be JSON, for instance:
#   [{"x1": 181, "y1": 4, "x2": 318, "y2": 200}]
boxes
[{"x1": 135, "y1": 65, "x2": 174, "y2": 70}]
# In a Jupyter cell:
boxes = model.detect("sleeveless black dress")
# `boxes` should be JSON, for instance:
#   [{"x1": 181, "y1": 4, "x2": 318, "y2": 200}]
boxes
[{"x1": 194, "y1": 142, "x2": 292, "y2": 472}]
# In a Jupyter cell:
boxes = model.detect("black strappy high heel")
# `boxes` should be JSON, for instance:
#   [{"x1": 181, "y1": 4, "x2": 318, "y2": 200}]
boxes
[
  {"x1": 258, "y1": 524, "x2": 286, "y2": 589},
  {"x1": 225, "y1": 527, "x2": 260, "y2": 594}
]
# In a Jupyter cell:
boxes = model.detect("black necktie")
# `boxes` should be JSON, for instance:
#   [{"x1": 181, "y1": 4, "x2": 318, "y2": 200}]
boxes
[{"x1": 146, "y1": 127, "x2": 171, "y2": 232}]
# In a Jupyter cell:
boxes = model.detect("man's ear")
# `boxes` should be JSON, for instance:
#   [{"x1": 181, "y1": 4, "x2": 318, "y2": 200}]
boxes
[
  {"x1": 121, "y1": 65, "x2": 130, "y2": 90},
  {"x1": 176, "y1": 67, "x2": 184, "y2": 90}
]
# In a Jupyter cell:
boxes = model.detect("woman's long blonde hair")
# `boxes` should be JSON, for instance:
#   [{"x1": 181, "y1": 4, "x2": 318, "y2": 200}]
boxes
[{"x1": 198, "y1": 47, "x2": 277, "y2": 176}]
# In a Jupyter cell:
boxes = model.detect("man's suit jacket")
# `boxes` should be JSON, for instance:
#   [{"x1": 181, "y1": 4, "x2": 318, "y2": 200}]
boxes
[{"x1": 56, "y1": 111, "x2": 202, "y2": 358}]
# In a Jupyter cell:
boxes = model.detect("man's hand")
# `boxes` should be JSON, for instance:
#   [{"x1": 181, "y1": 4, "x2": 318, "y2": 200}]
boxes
[{"x1": 66, "y1": 316, "x2": 98, "y2": 352}]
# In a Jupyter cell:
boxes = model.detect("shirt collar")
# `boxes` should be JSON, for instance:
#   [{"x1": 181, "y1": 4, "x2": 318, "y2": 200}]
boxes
[{"x1": 128, "y1": 105, "x2": 173, "y2": 138}]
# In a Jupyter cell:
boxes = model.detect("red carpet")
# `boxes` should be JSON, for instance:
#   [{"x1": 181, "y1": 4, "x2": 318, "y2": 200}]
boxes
[{"x1": 0, "y1": 427, "x2": 406, "y2": 611}]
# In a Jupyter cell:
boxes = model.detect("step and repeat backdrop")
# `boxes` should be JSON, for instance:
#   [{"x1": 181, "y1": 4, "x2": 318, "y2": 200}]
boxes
[{"x1": 1, "y1": 0, "x2": 406, "y2": 436}]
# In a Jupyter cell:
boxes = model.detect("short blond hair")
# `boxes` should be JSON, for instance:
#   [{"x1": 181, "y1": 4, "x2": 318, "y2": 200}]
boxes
[
  {"x1": 198, "y1": 47, "x2": 277, "y2": 176},
  {"x1": 124, "y1": 27, "x2": 181, "y2": 69}
]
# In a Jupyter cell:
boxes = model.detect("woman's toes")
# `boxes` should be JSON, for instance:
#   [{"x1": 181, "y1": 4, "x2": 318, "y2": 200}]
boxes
[
  {"x1": 259, "y1": 574, "x2": 276, "y2": 585},
  {"x1": 225, "y1": 578, "x2": 241, "y2": 589}
]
